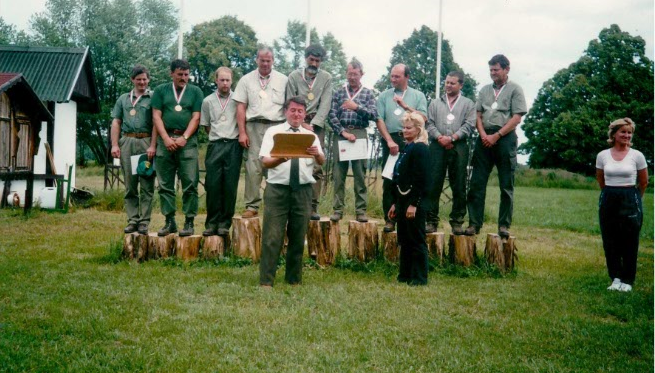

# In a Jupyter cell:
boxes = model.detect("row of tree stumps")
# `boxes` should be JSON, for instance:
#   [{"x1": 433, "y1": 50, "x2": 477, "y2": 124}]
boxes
[{"x1": 122, "y1": 217, "x2": 517, "y2": 273}]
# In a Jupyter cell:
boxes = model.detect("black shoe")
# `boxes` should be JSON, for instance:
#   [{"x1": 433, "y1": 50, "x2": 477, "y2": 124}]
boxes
[
  {"x1": 383, "y1": 221, "x2": 395, "y2": 233},
  {"x1": 452, "y1": 225, "x2": 464, "y2": 235},
  {"x1": 356, "y1": 214, "x2": 369, "y2": 223},
  {"x1": 137, "y1": 223, "x2": 149, "y2": 235},
  {"x1": 425, "y1": 223, "x2": 437, "y2": 234},
  {"x1": 329, "y1": 212, "x2": 342, "y2": 222},
  {"x1": 464, "y1": 225, "x2": 479, "y2": 236},
  {"x1": 498, "y1": 226, "x2": 510, "y2": 239},
  {"x1": 217, "y1": 228, "x2": 230, "y2": 236},
  {"x1": 179, "y1": 218, "x2": 194, "y2": 237},
  {"x1": 202, "y1": 228, "x2": 217, "y2": 236},
  {"x1": 158, "y1": 216, "x2": 178, "y2": 236},
  {"x1": 310, "y1": 212, "x2": 321, "y2": 220},
  {"x1": 124, "y1": 223, "x2": 137, "y2": 234}
]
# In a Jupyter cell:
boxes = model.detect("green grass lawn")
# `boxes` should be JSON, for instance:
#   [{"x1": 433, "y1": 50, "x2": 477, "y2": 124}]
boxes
[{"x1": 0, "y1": 182, "x2": 652, "y2": 372}]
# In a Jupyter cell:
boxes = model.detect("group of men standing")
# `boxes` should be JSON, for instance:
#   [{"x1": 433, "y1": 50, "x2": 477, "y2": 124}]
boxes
[{"x1": 111, "y1": 45, "x2": 526, "y2": 286}]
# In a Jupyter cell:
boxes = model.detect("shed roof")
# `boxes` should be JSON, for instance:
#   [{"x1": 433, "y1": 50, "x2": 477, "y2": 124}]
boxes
[
  {"x1": 0, "y1": 73, "x2": 54, "y2": 122},
  {"x1": 0, "y1": 45, "x2": 100, "y2": 113}
]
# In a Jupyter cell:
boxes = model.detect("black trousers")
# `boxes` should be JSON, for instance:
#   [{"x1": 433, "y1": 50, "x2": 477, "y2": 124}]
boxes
[
  {"x1": 382, "y1": 133, "x2": 406, "y2": 223},
  {"x1": 204, "y1": 139, "x2": 243, "y2": 230},
  {"x1": 599, "y1": 186, "x2": 643, "y2": 285},
  {"x1": 396, "y1": 201, "x2": 428, "y2": 285}
]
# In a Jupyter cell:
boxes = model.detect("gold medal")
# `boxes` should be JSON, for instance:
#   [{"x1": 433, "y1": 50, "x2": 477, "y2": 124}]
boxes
[
  {"x1": 129, "y1": 109, "x2": 137, "y2": 116},
  {"x1": 307, "y1": 92, "x2": 315, "y2": 101},
  {"x1": 175, "y1": 104, "x2": 182, "y2": 112}
]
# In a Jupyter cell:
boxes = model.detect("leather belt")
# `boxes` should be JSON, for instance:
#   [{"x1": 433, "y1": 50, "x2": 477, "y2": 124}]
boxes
[
  {"x1": 123, "y1": 132, "x2": 150, "y2": 138},
  {"x1": 346, "y1": 125, "x2": 366, "y2": 130},
  {"x1": 168, "y1": 129, "x2": 185, "y2": 136},
  {"x1": 248, "y1": 119, "x2": 285, "y2": 124}
]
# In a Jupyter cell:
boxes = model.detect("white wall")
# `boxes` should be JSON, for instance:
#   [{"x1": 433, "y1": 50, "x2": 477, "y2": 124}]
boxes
[
  {"x1": 1, "y1": 121, "x2": 48, "y2": 205},
  {"x1": 53, "y1": 101, "x2": 77, "y2": 187}
]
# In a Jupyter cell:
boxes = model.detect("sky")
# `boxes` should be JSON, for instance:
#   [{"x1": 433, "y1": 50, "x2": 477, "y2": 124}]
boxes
[{"x1": 2, "y1": 0, "x2": 654, "y2": 162}]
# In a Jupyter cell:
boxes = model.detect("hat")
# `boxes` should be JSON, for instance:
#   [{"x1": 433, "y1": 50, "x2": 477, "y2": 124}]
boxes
[{"x1": 136, "y1": 154, "x2": 155, "y2": 178}]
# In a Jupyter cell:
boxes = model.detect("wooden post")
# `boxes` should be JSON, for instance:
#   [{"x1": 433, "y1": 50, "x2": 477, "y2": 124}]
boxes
[
  {"x1": 307, "y1": 218, "x2": 340, "y2": 266},
  {"x1": 448, "y1": 234, "x2": 476, "y2": 266},
  {"x1": 175, "y1": 235, "x2": 202, "y2": 260},
  {"x1": 347, "y1": 221, "x2": 378, "y2": 262},
  {"x1": 381, "y1": 231, "x2": 399, "y2": 263},
  {"x1": 202, "y1": 235, "x2": 229, "y2": 260},
  {"x1": 484, "y1": 233, "x2": 517, "y2": 273},
  {"x1": 426, "y1": 232, "x2": 445, "y2": 264},
  {"x1": 231, "y1": 217, "x2": 262, "y2": 262},
  {"x1": 123, "y1": 232, "x2": 149, "y2": 261},
  {"x1": 148, "y1": 233, "x2": 175, "y2": 259}
]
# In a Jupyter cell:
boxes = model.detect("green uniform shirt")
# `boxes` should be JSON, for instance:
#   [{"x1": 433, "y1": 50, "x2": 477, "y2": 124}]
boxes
[
  {"x1": 476, "y1": 81, "x2": 527, "y2": 129},
  {"x1": 151, "y1": 82, "x2": 204, "y2": 131},
  {"x1": 111, "y1": 90, "x2": 153, "y2": 133},
  {"x1": 377, "y1": 87, "x2": 428, "y2": 133}
]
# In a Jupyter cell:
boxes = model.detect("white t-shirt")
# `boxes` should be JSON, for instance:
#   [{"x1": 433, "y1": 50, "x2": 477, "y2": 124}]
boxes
[{"x1": 596, "y1": 148, "x2": 647, "y2": 186}]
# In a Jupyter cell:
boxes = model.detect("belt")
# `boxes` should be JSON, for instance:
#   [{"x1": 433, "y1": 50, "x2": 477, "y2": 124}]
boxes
[
  {"x1": 168, "y1": 129, "x2": 185, "y2": 136},
  {"x1": 248, "y1": 119, "x2": 285, "y2": 125},
  {"x1": 304, "y1": 113, "x2": 316, "y2": 122},
  {"x1": 345, "y1": 125, "x2": 367, "y2": 130},
  {"x1": 210, "y1": 138, "x2": 238, "y2": 143},
  {"x1": 123, "y1": 132, "x2": 150, "y2": 138}
]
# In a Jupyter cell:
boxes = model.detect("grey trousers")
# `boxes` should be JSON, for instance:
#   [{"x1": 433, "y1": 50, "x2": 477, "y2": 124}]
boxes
[
  {"x1": 119, "y1": 136, "x2": 155, "y2": 225},
  {"x1": 332, "y1": 128, "x2": 368, "y2": 215}
]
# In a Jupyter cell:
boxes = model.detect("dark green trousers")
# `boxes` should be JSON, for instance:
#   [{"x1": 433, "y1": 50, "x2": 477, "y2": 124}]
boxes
[
  {"x1": 332, "y1": 128, "x2": 367, "y2": 215},
  {"x1": 155, "y1": 136, "x2": 199, "y2": 218},
  {"x1": 119, "y1": 136, "x2": 155, "y2": 225},
  {"x1": 427, "y1": 140, "x2": 469, "y2": 227},
  {"x1": 204, "y1": 139, "x2": 242, "y2": 230},
  {"x1": 467, "y1": 129, "x2": 517, "y2": 229},
  {"x1": 382, "y1": 132, "x2": 406, "y2": 223},
  {"x1": 259, "y1": 183, "x2": 312, "y2": 286}
]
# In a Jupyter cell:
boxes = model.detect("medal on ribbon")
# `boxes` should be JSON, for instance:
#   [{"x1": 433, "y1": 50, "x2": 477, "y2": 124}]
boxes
[
  {"x1": 259, "y1": 74, "x2": 270, "y2": 100},
  {"x1": 129, "y1": 90, "x2": 144, "y2": 116},
  {"x1": 216, "y1": 91, "x2": 232, "y2": 122},
  {"x1": 446, "y1": 94, "x2": 461, "y2": 124},
  {"x1": 345, "y1": 83, "x2": 364, "y2": 111},
  {"x1": 172, "y1": 83, "x2": 187, "y2": 112},
  {"x1": 302, "y1": 68, "x2": 316, "y2": 101},
  {"x1": 393, "y1": 89, "x2": 407, "y2": 116},
  {"x1": 491, "y1": 84, "x2": 506, "y2": 111}
]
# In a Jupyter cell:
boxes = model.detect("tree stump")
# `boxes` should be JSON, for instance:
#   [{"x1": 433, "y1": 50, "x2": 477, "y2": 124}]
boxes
[
  {"x1": 426, "y1": 232, "x2": 445, "y2": 264},
  {"x1": 123, "y1": 233, "x2": 149, "y2": 261},
  {"x1": 484, "y1": 233, "x2": 517, "y2": 273},
  {"x1": 231, "y1": 217, "x2": 262, "y2": 262},
  {"x1": 202, "y1": 235, "x2": 230, "y2": 260},
  {"x1": 307, "y1": 218, "x2": 340, "y2": 266},
  {"x1": 148, "y1": 233, "x2": 175, "y2": 259},
  {"x1": 381, "y1": 231, "x2": 399, "y2": 263},
  {"x1": 175, "y1": 235, "x2": 202, "y2": 260},
  {"x1": 448, "y1": 234, "x2": 476, "y2": 266},
  {"x1": 347, "y1": 221, "x2": 378, "y2": 262}
]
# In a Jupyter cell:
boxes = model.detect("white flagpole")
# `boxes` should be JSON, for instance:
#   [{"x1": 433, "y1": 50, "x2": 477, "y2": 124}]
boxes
[
  {"x1": 305, "y1": 0, "x2": 311, "y2": 47},
  {"x1": 435, "y1": 0, "x2": 443, "y2": 99},
  {"x1": 177, "y1": 0, "x2": 184, "y2": 59}
]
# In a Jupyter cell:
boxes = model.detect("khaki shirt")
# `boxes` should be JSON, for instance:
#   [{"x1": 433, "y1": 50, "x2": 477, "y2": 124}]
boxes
[
  {"x1": 232, "y1": 69, "x2": 288, "y2": 122},
  {"x1": 111, "y1": 90, "x2": 152, "y2": 133},
  {"x1": 285, "y1": 68, "x2": 333, "y2": 127},
  {"x1": 476, "y1": 81, "x2": 527, "y2": 129},
  {"x1": 200, "y1": 90, "x2": 238, "y2": 140},
  {"x1": 426, "y1": 94, "x2": 476, "y2": 140}
]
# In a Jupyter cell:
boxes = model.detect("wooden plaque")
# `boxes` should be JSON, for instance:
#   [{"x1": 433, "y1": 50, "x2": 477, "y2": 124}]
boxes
[{"x1": 270, "y1": 133, "x2": 316, "y2": 158}]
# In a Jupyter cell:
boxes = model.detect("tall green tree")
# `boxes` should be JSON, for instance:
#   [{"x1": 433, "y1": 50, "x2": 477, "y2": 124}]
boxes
[
  {"x1": 29, "y1": 0, "x2": 177, "y2": 164},
  {"x1": 374, "y1": 26, "x2": 477, "y2": 101},
  {"x1": 185, "y1": 16, "x2": 258, "y2": 95},
  {"x1": 0, "y1": 18, "x2": 31, "y2": 44},
  {"x1": 273, "y1": 20, "x2": 348, "y2": 88},
  {"x1": 520, "y1": 24, "x2": 653, "y2": 175}
]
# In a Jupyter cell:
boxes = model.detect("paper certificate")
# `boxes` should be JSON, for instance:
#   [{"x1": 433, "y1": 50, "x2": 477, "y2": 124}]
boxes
[
  {"x1": 381, "y1": 154, "x2": 399, "y2": 180},
  {"x1": 338, "y1": 139, "x2": 368, "y2": 161},
  {"x1": 131, "y1": 153, "x2": 146, "y2": 175}
]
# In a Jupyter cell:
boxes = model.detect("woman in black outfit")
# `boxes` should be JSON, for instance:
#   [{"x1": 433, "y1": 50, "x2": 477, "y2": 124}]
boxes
[{"x1": 388, "y1": 112, "x2": 431, "y2": 285}]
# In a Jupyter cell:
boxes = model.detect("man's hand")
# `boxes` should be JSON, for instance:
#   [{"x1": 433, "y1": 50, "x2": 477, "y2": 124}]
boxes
[
  {"x1": 387, "y1": 139, "x2": 399, "y2": 155},
  {"x1": 164, "y1": 137, "x2": 178, "y2": 152},
  {"x1": 341, "y1": 131, "x2": 357, "y2": 142},
  {"x1": 301, "y1": 122, "x2": 314, "y2": 132},
  {"x1": 437, "y1": 135, "x2": 455, "y2": 149},
  {"x1": 111, "y1": 145, "x2": 120, "y2": 158},
  {"x1": 481, "y1": 133, "x2": 500, "y2": 148},
  {"x1": 306, "y1": 145, "x2": 320, "y2": 156},
  {"x1": 392, "y1": 96, "x2": 407, "y2": 110},
  {"x1": 406, "y1": 205, "x2": 417, "y2": 219},
  {"x1": 239, "y1": 133, "x2": 250, "y2": 149},
  {"x1": 146, "y1": 146, "x2": 156, "y2": 160},
  {"x1": 174, "y1": 136, "x2": 187, "y2": 148},
  {"x1": 341, "y1": 100, "x2": 358, "y2": 111}
]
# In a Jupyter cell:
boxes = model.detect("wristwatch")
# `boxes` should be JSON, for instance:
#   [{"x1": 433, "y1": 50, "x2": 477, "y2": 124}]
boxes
[
  {"x1": 450, "y1": 136, "x2": 455, "y2": 143},
  {"x1": 183, "y1": 134, "x2": 189, "y2": 140}
]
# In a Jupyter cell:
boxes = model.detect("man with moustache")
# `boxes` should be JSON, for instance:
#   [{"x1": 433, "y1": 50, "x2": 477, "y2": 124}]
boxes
[
  {"x1": 110, "y1": 65, "x2": 156, "y2": 235},
  {"x1": 233, "y1": 46, "x2": 288, "y2": 219},
  {"x1": 200, "y1": 67, "x2": 242, "y2": 237},
  {"x1": 259, "y1": 96, "x2": 325, "y2": 287},
  {"x1": 327, "y1": 58, "x2": 379, "y2": 223},
  {"x1": 285, "y1": 44, "x2": 333, "y2": 220},
  {"x1": 465, "y1": 54, "x2": 527, "y2": 239},
  {"x1": 151, "y1": 59, "x2": 205, "y2": 236},
  {"x1": 376, "y1": 63, "x2": 428, "y2": 232},
  {"x1": 425, "y1": 71, "x2": 476, "y2": 234}
]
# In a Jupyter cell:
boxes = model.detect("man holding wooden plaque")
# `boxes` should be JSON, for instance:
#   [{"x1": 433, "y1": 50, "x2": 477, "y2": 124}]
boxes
[{"x1": 259, "y1": 96, "x2": 325, "y2": 287}]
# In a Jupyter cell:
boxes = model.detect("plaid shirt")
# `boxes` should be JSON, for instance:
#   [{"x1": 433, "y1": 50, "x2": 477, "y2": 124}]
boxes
[{"x1": 328, "y1": 85, "x2": 378, "y2": 135}]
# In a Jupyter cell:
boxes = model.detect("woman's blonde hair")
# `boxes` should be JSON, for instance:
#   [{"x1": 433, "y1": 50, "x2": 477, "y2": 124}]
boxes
[
  {"x1": 402, "y1": 112, "x2": 428, "y2": 145},
  {"x1": 607, "y1": 117, "x2": 635, "y2": 146}
]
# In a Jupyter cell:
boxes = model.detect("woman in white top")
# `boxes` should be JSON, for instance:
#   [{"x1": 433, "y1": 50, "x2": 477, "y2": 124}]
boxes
[{"x1": 596, "y1": 118, "x2": 648, "y2": 292}]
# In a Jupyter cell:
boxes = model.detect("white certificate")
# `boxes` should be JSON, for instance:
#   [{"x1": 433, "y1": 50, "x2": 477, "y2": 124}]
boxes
[
  {"x1": 338, "y1": 139, "x2": 368, "y2": 161},
  {"x1": 131, "y1": 153, "x2": 146, "y2": 175},
  {"x1": 381, "y1": 154, "x2": 399, "y2": 180}
]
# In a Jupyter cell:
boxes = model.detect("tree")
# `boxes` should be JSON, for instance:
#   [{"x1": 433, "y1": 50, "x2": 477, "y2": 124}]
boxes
[
  {"x1": 0, "y1": 18, "x2": 31, "y2": 44},
  {"x1": 273, "y1": 20, "x2": 348, "y2": 88},
  {"x1": 520, "y1": 24, "x2": 653, "y2": 174},
  {"x1": 374, "y1": 26, "x2": 477, "y2": 101},
  {"x1": 185, "y1": 16, "x2": 258, "y2": 95},
  {"x1": 29, "y1": 0, "x2": 178, "y2": 164}
]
